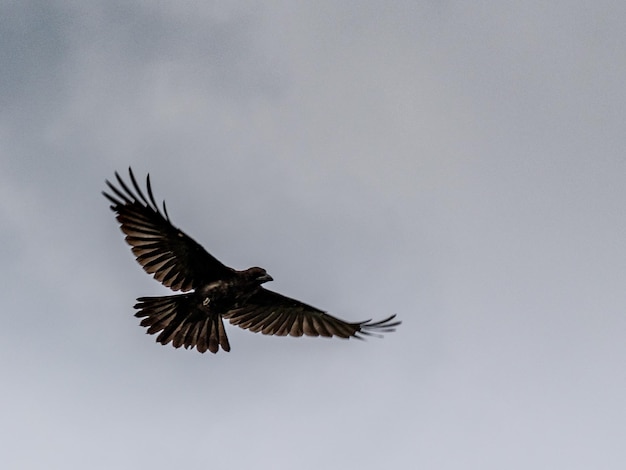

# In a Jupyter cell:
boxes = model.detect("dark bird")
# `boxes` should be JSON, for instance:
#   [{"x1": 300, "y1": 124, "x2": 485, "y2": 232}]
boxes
[{"x1": 103, "y1": 168, "x2": 401, "y2": 354}]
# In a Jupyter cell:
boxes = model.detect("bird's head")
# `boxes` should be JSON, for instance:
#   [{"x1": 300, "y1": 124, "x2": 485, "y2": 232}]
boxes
[{"x1": 244, "y1": 266, "x2": 273, "y2": 285}]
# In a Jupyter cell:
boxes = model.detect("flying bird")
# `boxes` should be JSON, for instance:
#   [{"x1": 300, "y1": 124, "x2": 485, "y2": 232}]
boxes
[{"x1": 104, "y1": 168, "x2": 400, "y2": 353}]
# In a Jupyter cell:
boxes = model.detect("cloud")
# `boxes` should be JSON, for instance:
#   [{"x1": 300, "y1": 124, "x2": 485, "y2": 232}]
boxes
[{"x1": 1, "y1": 2, "x2": 625, "y2": 469}]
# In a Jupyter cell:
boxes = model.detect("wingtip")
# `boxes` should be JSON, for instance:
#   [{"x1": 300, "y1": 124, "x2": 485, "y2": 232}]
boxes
[{"x1": 356, "y1": 314, "x2": 401, "y2": 339}]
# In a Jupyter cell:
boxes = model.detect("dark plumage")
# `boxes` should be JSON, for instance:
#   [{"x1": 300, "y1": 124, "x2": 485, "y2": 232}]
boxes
[{"x1": 104, "y1": 168, "x2": 400, "y2": 353}]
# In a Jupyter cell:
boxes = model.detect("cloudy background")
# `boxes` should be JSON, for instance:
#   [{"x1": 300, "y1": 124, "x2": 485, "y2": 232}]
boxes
[{"x1": 2, "y1": 1, "x2": 625, "y2": 468}]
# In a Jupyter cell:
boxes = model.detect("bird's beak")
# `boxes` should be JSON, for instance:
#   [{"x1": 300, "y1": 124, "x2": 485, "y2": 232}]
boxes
[{"x1": 257, "y1": 273, "x2": 273, "y2": 283}]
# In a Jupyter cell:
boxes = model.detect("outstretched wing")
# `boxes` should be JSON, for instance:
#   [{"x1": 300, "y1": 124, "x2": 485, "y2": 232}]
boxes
[
  {"x1": 224, "y1": 288, "x2": 400, "y2": 339},
  {"x1": 103, "y1": 168, "x2": 234, "y2": 291}
]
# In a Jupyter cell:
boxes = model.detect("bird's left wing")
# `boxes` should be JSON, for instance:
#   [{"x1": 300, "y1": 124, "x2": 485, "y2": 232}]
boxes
[
  {"x1": 224, "y1": 288, "x2": 400, "y2": 339},
  {"x1": 104, "y1": 168, "x2": 235, "y2": 291}
]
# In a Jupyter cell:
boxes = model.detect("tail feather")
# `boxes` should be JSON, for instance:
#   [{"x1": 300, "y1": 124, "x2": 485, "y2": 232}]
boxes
[
  {"x1": 194, "y1": 318, "x2": 210, "y2": 353},
  {"x1": 134, "y1": 294, "x2": 230, "y2": 354},
  {"x1": 217, "y1": 315, "x2": 231, "y2": 352}
]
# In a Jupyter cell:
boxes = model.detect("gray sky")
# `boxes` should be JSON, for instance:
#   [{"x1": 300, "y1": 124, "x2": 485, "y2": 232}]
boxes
[{"x1": 2, "y1": 1, "x2": 625, "y2": 469}]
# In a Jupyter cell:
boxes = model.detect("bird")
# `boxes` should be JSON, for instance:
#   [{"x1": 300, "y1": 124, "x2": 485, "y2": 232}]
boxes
[{"x1": 103, "y1": 168, "x2": 401, "y2": 353}]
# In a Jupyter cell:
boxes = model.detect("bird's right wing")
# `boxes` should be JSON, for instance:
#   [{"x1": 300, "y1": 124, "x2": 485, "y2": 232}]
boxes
[
  {"x1": 104, "y1": 168, "x2": 235, "y2": 291},
  {"x1": 224, "y1": 288, "x2": 400, "y2": 339}
]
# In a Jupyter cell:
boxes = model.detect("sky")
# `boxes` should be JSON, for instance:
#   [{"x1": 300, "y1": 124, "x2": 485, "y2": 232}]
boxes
[{"x1": 1, "y1": 1, "x2": 625, "y2": 469}]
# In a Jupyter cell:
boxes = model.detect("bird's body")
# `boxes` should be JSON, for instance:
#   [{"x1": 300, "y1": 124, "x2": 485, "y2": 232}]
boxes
[{"x1": 104, "y1": 168, "x2": 400, "y2": 353}]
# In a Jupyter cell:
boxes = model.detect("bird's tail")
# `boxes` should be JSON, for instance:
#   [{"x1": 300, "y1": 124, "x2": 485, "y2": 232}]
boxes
[{"x1": 134, "y1": 294, "x2": 231, "y2": 353}]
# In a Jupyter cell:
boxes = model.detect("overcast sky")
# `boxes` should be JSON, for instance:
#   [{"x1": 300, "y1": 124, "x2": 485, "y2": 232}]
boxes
[{"x1": 2, "y1": 1, "x2": 625, "y2": 469}]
